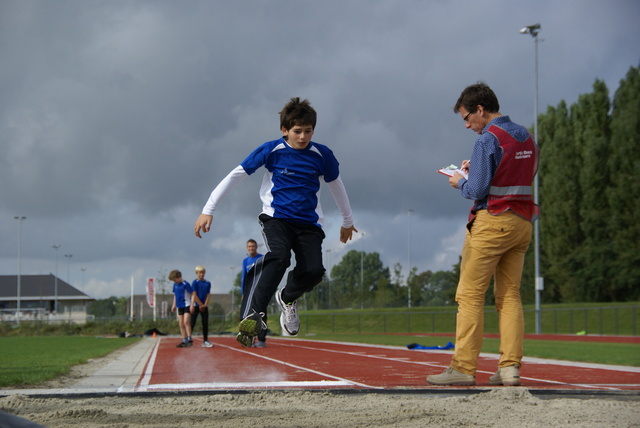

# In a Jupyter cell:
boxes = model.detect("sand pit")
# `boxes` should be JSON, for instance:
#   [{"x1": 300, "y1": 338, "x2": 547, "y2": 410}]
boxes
[{"x1": 1, "y1": 388, "x2": 639, "y2": 427}]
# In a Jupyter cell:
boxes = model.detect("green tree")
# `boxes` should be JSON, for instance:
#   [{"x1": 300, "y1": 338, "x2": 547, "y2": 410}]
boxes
[
  {"x1": 330, "y1": 250, "x2": 390, "y2": 309},
  {"x1": 571, "y1": 79, "x2": 612, "y2": 301},
  {"x1": 410, "y1": 269, "x2": 431, "y2": 307},
  {"x1": 428, "y1": 269, "x2": 458, "y2": 306},
  {"x1": 538, "y1": 100, "x2": 581, "y2": 302},
  {"x1": 224, "y1": 270, "x2": 241, "y2": 318},
  {"x1": 607, "y1": 65, "x2": 640, "y2": 300},
  {"x1": 89, "y1": 296, "x2": 119, "y2": 317}
]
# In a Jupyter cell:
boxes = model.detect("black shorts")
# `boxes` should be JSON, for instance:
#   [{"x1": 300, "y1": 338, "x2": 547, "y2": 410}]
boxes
[{"x1": 177, "y1": 307, "x2": 190, "y2": 315}]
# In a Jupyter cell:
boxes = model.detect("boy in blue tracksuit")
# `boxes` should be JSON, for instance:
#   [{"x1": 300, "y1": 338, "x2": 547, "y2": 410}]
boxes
[
  {"x1": 190, "y1": 265, "x2": 213, "y2": 348},
  {"x1": 169, "y1": 270, "x2": 195, "y2": 348},
  {"x1": 194, "y1": 97, "x2": 358, "y2": 347}
]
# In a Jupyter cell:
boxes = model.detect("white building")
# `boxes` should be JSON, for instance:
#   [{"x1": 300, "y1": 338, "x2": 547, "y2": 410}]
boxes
[{"x1": 0, "y1": 274, "x2": 94, "y2": 323}]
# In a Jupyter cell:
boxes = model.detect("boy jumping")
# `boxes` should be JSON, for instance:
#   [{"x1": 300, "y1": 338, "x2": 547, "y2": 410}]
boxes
[{"x1": 194, "y1": 97, "x2": 357, "y2": 347}]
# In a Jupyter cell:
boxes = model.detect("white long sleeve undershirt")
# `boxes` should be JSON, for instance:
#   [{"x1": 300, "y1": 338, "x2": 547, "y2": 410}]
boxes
[
  {"x1": 327, "y1": 176, "x2": 354, "y2": 228},
  {"x1": 201, "y1": 165, "x2": 354, "y2": 229},
  {"x1": 201, "y1": 165, "x2": 248, "y2": 216}
]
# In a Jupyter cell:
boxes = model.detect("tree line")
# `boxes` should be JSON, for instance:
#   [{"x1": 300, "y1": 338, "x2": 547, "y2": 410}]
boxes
[{"x1": 537, "y1": 64, "x2": 639, "y2": 302}]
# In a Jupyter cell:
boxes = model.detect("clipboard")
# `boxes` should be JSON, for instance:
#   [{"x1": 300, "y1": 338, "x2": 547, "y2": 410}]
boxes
[{"x1": 438, "y1": 164, "x2": 468, "y2": 179}]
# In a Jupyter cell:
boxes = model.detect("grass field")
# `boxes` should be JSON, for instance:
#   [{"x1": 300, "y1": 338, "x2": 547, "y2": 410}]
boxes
[
  {"x1": 0, "y1": 336, "x2": 139, "y2": 388},
  {"x1": 298, "y1": 334, "x2": 640, "y2": 367}
]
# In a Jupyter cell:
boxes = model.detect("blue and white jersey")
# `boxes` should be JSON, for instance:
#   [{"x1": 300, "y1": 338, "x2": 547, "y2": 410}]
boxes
[
  {"x1": 191, "y1": 279, "x2": 211, "y2": 307},
  {"x1": 173, "y1": 281, "x2": 193, "y2": 309},
  {"x1": 240, "y1": 138, "x2": 340, "y2": 227}
]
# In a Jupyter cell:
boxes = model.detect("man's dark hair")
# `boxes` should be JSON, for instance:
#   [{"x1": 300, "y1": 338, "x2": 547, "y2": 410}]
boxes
[
  {"x1": 279, "y1": 97, "x2": 317, "y2": 130},
  {"x1": 454, "y1": 82, "x2": 500, "y2": 114}
]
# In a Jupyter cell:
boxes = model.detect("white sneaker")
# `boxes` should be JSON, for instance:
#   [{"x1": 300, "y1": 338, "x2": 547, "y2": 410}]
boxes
[
  {"x1": 202, "y1": 340, "x2": 214, "y2": 348},
  {"x1": 276, "y1": 288, "x2": 300, "y2": 335},
  {"x1": 489, "y1": 364, "x2": 521, "y2": 386},
  {"x1": 426, "y1": 367, "x2": 475, "y2": 386}
]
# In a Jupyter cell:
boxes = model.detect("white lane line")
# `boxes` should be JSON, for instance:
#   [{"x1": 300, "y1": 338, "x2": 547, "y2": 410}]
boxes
[
  {"x1": 135, "y1": 341, "x2": 378, "y2": 392},
  {"x1": 134, "y1": 338, "x2": 161, "y2": 392},
  {"x1": 146, "y1": 381, "x2": 352, "y2": 390},
  {"x1": 216, "y1": 343, "x2": 379, "y2": 389},
  {"x1": 273, "y1": 339, "x2": 634, "y2": 391}
]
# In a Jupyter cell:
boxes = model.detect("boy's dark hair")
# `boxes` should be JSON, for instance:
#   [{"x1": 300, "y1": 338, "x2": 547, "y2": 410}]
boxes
[
  {"x1": 279, "y1": 97, "x2": 317, "y2": 130},
  {"x1": 168, "y1": 270, "x2": 182, "y2": 281},
  {"x1": 454, "y1": 82, "x2": 500, "y2": 114},
  {"x1": 247, "y1": 239, "x2": 257, "y2": 245}
]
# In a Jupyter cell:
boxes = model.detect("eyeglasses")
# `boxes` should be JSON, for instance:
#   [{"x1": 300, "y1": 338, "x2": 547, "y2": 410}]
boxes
[{"x1": 463, "y1": 111, "x2": 474, "y2": 122}]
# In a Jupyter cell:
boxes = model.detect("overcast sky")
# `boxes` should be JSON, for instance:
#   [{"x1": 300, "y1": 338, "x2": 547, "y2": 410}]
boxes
[{"x1": 1, "y1": 0, "x2": 638, "y2": 300}]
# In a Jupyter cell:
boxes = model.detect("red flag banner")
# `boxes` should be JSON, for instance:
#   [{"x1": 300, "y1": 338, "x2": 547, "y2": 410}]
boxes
[{"x1": 146, "y1": 278, "x2": 155, "y2": 308}]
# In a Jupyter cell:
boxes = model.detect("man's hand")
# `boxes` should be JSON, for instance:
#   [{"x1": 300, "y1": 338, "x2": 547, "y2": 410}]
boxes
[
  {"x1": 460, "y1": 159, "x2": 470, "y2": 175},
  {"x1": 339, "y1": 225, "x2": 358, "y2": 243},
  {"x1": 194, "y1": 214, "x2": 213, "y2": 238},
  {"x1": 449, "y1": 172, "x2": 466, "y2": 189}
]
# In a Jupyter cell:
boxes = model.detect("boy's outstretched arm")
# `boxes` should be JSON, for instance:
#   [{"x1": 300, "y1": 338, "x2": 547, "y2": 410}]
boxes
[
  {"x1": 327, "y1": 176, "x2": 356, "y2": 243},
  {"x1": 194, "y1": 214, "x2": 213, "y2": 238},
  {"x1": 194, "y1": 165, "x2": 249, "y2": 238},
  {"x1": 340, "y1": 225, "x2": 358, "y2": 243}
]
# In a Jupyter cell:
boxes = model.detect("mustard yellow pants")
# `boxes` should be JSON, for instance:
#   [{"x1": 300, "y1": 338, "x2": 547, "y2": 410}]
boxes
[{"x1": 450, "y1": 210, "x2": 532, "y2": 375}]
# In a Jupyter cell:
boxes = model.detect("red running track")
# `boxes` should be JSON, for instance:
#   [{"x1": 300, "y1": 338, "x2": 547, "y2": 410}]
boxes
[{"x1": 135, "y1": 336, "x2": 640, "y2": 392}]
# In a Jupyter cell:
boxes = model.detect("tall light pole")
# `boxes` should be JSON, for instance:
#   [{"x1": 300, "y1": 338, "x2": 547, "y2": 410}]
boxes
[
  {"x1": 360, "y1": 232, "x2": 366, "y2": 310},
  {"x1": 325, "y1": 248, "x2": 332, "y2": 309},
  {"x1": 520, "y1": 23, "x2": 543, "y2": 334},
  {"x1": 64, "y1": 254, "x2": 73, "y2": 283},
  {"x1": 407, "y1": 209, "x2": 414, "y2": 308},
  {"x1": 51, "y1": 244, "x2": 61, "y2": 314},
  {"x1": 229, "y1": 266, "x2": 236, "y2": 316},
  {"x1": 14, "y1": 216, "x2": 26, "y2": 324},
  {"x1": 81, "y1": 268, "x2": 86, "y2": 290}
]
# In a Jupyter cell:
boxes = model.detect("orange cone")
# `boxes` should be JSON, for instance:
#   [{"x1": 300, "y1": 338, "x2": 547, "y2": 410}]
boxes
[{"x1": 152, "y1": 331, "x2": 157, "y2": 338}]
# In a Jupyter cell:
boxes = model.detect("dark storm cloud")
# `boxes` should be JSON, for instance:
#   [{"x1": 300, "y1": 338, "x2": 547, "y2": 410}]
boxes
[{"x1": 1, "y1": 0, "x2": 638, "y2": 297}]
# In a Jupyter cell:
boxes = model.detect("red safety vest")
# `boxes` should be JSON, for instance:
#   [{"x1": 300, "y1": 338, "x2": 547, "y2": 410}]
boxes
[{"x1": 469, "y1": 125, "x2": 539, "y2": 222}]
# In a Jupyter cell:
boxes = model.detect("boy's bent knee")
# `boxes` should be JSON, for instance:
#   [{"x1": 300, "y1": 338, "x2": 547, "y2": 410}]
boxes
[{"x1": 297, "y1": 268, "x2": 325, "y2": 290}]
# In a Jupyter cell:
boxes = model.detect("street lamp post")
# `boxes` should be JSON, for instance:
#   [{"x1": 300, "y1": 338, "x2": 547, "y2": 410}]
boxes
[
  {"x1": 229, "y1": 266, "x2": 236, "y2": 316},
  {"x1": 64, "y1": 254, "x2": 73, "y2": 283},
  {"x1": 520, "y1": 23, "x2": 543, "y2": 334},
  {"x1": 14, "y1": 216, "x2": 26, "y2": 323},
  {"x1": 407, "y1": 209, "x2": 414, "y2": 308},
  {"x1": 360, "y1": 233, "x2": 366, "y2": 309},
  {"x1": 325, "y1": 249, "x2": 332, "y2": 309},
  {"x1": 51, "y1": 244, "x2": 61, "y2": 314}
]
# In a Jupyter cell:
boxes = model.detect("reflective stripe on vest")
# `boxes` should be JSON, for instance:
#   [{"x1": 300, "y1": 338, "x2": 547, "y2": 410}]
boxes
[
  {"x1": 489, "y1": 185, "x2": 533, "y2": 196},
  {"x1": 484, "y1": 125, "x2": 538, "y2": 222}
]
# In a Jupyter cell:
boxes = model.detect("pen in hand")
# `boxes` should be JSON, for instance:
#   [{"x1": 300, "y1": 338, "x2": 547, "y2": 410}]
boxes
[{"x1": 460, "y1": 160, "x2": 470, "y2": 175}]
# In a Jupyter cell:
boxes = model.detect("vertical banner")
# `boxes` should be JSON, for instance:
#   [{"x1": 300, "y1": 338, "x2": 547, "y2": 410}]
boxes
[
  {"x1": 162, "y1": 301, "x2": 168, "y2": 319},
  {"x1": 147, "y1": 278, "x2": 155, "y2": 308},
  {"x1": 130, "y1": 277, "x2": 134, "y2": 322}
]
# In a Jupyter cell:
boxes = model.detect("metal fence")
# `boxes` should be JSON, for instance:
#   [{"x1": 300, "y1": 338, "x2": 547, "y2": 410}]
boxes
[
  {"x1": 1, "y1": 305, "x2": 637, "y2": 337},
  {"x1": 298, "y1": 305, "x2": 638, "y2": 336}
]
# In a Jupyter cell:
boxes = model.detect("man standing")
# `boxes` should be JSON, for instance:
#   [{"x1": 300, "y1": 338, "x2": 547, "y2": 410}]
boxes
[
  {"x1": 427, "y1": 83, "x2": 539, "y2": 386},
  {"x1": 239, "y1": 239, "x2": 265, "y2": 347}
]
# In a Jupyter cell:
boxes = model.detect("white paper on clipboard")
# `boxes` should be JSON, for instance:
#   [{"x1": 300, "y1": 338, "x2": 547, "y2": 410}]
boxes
[{"x1": 437, "y1": 164, "x2": 468, "y2": 179}]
